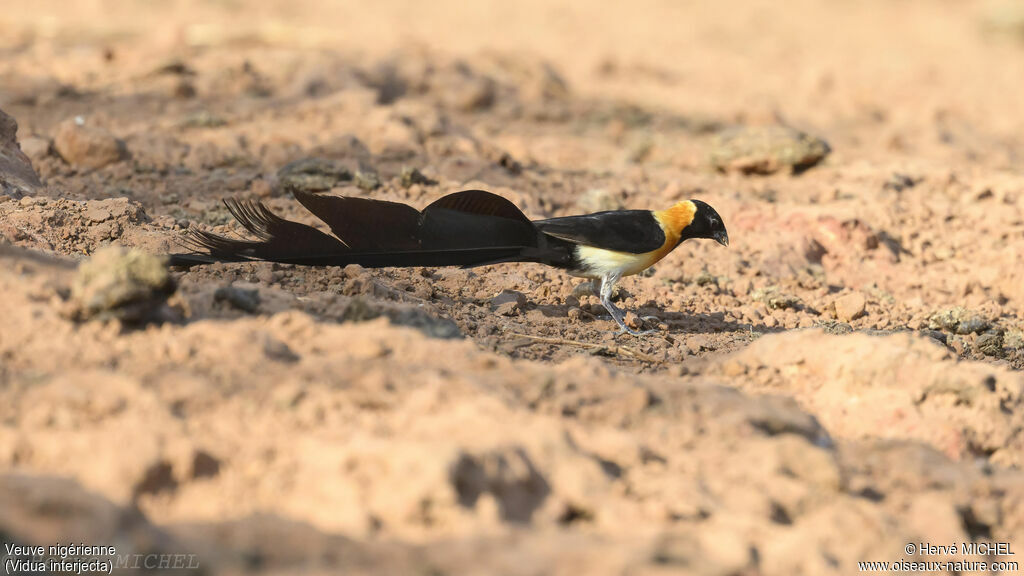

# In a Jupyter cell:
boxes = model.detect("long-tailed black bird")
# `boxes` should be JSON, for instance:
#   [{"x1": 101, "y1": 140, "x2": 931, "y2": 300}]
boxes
[{"x1": 170, "y1": 189, "x2": 729, "y2": 335}]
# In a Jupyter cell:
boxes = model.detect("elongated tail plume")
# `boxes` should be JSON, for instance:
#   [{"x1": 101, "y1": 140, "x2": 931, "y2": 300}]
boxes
[
  {"x1": 168, "y1": 190, "x2": 573, "y2": 269},
  {"x1": 170, "y1": 188, "x2": 730, "y2": 336}
]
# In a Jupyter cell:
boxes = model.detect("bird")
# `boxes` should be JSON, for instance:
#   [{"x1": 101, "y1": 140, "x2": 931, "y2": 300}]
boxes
[{"x1": 169, "y1": 189, "x2": 729, "y2": 336}]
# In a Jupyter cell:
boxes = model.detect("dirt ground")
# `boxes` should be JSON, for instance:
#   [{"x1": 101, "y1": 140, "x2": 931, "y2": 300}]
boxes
[{"x1": 2, "y1": 0, "x2": 1024, "y2": 574}]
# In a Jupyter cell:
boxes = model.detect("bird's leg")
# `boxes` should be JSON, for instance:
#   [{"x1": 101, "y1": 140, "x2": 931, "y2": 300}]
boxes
[{"x1": 598, "y1": 274, "x2": 657, "y2": 337}]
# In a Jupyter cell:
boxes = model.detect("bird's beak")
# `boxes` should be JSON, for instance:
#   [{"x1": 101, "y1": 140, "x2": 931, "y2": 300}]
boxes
[{"x1": 715, "y1": 231, "x2": 729, "y2": 247}]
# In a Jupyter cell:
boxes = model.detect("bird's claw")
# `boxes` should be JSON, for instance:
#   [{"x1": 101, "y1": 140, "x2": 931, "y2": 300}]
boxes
[{"x1": 614, "y1": 326, "x2": 660, "y2": 337}]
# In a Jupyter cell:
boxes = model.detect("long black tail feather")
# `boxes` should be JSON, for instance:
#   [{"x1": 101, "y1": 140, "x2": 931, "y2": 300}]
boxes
[{"x1": 169, "y1": 190, "x2": 574, "y2": 270}]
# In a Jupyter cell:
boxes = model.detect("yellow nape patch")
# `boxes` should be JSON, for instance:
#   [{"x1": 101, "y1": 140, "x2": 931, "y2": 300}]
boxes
[
  {"x1": 653, "y1": 201, "x2": 697, "y2": 240},
  {"x1": 575, "y1": 201, "x2": 697, "y2": 278}
]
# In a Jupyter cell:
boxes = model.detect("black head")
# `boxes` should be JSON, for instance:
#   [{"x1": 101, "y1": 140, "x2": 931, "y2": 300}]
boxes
[{"x1": 683, "y1": 200, "x2": 729, "y2": 247}]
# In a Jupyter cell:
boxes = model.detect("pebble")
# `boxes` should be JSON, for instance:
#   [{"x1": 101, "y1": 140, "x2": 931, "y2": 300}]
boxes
[
  {"x1": 275, "y1": 157, "x2": 352, "y2": 194},
  {"x1": 400, "y1": 167, "x2": 437, "y2": 187},
  {"x1": 927, "y1": 307, "x2": 989, "y2": 335},
  {"x1": 751, "y1": 286, "x2": 800, "y2": 310},
  {"x1": 974, "y1": 331, "x2": 1005, "y2": 357},
  {"x1": 1, "y1": 107, "x2": 44, "y2": 198},
  {"x1": 214, "y1": 285, "x2": 261, "y2": 313},
  {"x1": 53, "y1": 118, "x2": 126, "y2": 169},
  {"x1": 66, "y1": 247, "x2": 175, "y2": 323},
  {"x1": 84, "y1": 206, "x2": 112, "y2": 223},
  {"x1": 491, "y1": 290, "x2": 526, "y2": 316},
  {"x1": 834, "y1": 292, "x2": 867, "y2": 322},
  {"x1": 354, "y1": 167, "x2": 381, "y2": 191},
  {"x1": 625, "y1": 311, "x2": 643, "y2": 329},
  {"x1": 708, "y1": 125, "x2": 830, "y2": 175}
]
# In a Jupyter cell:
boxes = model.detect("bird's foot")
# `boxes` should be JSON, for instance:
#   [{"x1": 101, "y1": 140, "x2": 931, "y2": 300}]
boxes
[
  {"x1": 614, "y1": 314, "x2": 663, "y2": 337},
  {"x1": 614, "y1": 326, "x2": 660, "y2": 337}
]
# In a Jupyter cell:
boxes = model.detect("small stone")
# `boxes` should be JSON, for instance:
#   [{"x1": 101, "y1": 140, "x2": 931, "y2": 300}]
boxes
[
  {"x1": 974, "y1": 331, "x2": 1005, "y2": 358},
  {"x1": 738, "y1": 305, "x2": 763, "y2": 322},
  {"x1": 571, "y1": 282, "x2": 597, "y2": 299},
  {"x1": 751, "y1": 286, "x2": 801, "y2": 310},
  {"x1": 66, "y1": 247, "x2": 175, "y2": 323},
  {"x1": 884, "y1": 173, "x2": 919, "y2": 192},
  {"x1": 180, "y1": 111, "x2": 228, "y2": 129},
  {"x1": 354, "y1": 166, "x2": 381, "y2": 191},
  {"x1": 685, "y1": 338, "x2": 702, "y2": 355},
  {"x1": 275, "y1": 157, "x2": 352, "y2": 194},
  {"x1": 447, "y1": 75, "x2": 497, "y2": 112},
  {"x1": 214, "y1": 285, "x2": 261, "y2": 313},
  {"x1": 262, "y1": 335, "x2": 300, "y2": 363},
  {"x1": 1, "y1": 107, "x2": 43, "y2": 198},
  {"x1": 400, "y1": 166, "x2": 438, "y2": 187},
  {"x1": 1004, "y1": 329, "x2": 1024, "y2": 351},
  {"x1": 709, "y1": 125, "x2": 830, "y2": 175},
  {"x1": 84, "y1": 206, "x2": 112, "y2": 223},
  {"x1": 53, "y1": 118, "x2": 127, "y2": 169},
  {"x1": 491, "y1": 290, "x2": 526, "y2": 316},
  {"x1": 625, "y1": 311, "x2": 643, "y2": 329},
  {"x1": 949, "y1": 335, "x2": 968, "y2": 356},
  {"x1": 18, "y1": 135, "x2": 51, "y2": 161},
  {"x1": 834, "y1": 292, "x2": 867, "y2": 322},
  {"x1": 819, "y1": 321, "x2": 853, "y2": 335},
  {"x1": 494, "y1": 301, "x2": 519, "y2": 317},
  {"x1": 927, "y1": 307, "x2": 989, "y2": 335},
  {"x1": 694, "y1": 270, "x2": 716, "y2": 287},
  {"x1": 173, "y1": 81, "x2": 197, "y2": 99}
]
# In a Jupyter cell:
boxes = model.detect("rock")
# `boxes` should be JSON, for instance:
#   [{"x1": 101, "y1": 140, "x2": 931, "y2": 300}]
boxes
[
  {"x1": 53, "y1": 118, "x2": 127, "y2": 169},
  {"x1": 819, "y1": 320, "x2": 854, "y2": 335},
  {"x1": 262, "y1": 334, "x2": 300, "y2": 363},
  {"x1": 17, "y1": 135, "x2": 51, "y2": 161},
  {"x1": 974, "y1": 330, "x2": 1005, "y2": 358},
  {"x1": 342, "y1": 297, "x2": 461, "y2": 339},
  {"x1": 624, "y1": 311, "x2": 643, "y2": 329},
  {"x1": 84, "y1": 206, "x2": 112, "y2": 223},
  {"x1": 275, "y1": 157, "x2": 352, "y2": 194},
  {"x1": 492, "y1": 290, "x2": 526, "y2": 316},
  {"x1": 66, "y1": 247, "x2": 176, "y2": 323},
  {"x1": 709, "y1": 125, "x2": 830, "y2": 175},
  {"x1": 214, "y1": 285, "x2": 261, "y2": 313},
  {"x1": 399, "y1": 166, "x2": 438, "y2": 187},
  {"x1": 751, "y1": 286, "x2": 801, "y2": 310},
  {"x1": 883, "y1": 172, "x2": 920, "y2": 192},
  {"x1": 446, "y1": 75, "x2": 497, "y2": 112},
  {"x1": 927, "y1": 307, "x2": 989, "y2": 335},
  {"x1": 1005, "y1": 329, "x2": 1024, "y2": 351},
  {"x1": 354, "y1": 166, "x2": 381, "y2": 191},
  {"x1": 0, "y1": 107, "x2": 43, "y2": 199},
  {"x1": 834, "y1": 292, "x2": 867, "y2": 322}
]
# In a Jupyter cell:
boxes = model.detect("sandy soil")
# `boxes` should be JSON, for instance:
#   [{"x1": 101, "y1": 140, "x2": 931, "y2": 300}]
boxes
[{"x1": 2, "y1": 1, "x2": 1024, "y2": 574}]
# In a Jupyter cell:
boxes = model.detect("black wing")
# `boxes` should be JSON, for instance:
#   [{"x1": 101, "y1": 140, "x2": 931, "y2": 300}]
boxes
[{"x1": 534, "y1": 210, "x2": 666, "y2": 254}]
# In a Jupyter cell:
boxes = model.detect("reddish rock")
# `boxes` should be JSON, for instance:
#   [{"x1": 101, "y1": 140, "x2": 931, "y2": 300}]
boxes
[
  {"x1": 53, "y1": 118, "x2": 127, "y2": 169},
  {"x1": 835, "y1": 292, "x2": 867, "y2": 322},
  {"x1": 0, "y1": 108, "x2": 43, "y2": 198}
]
